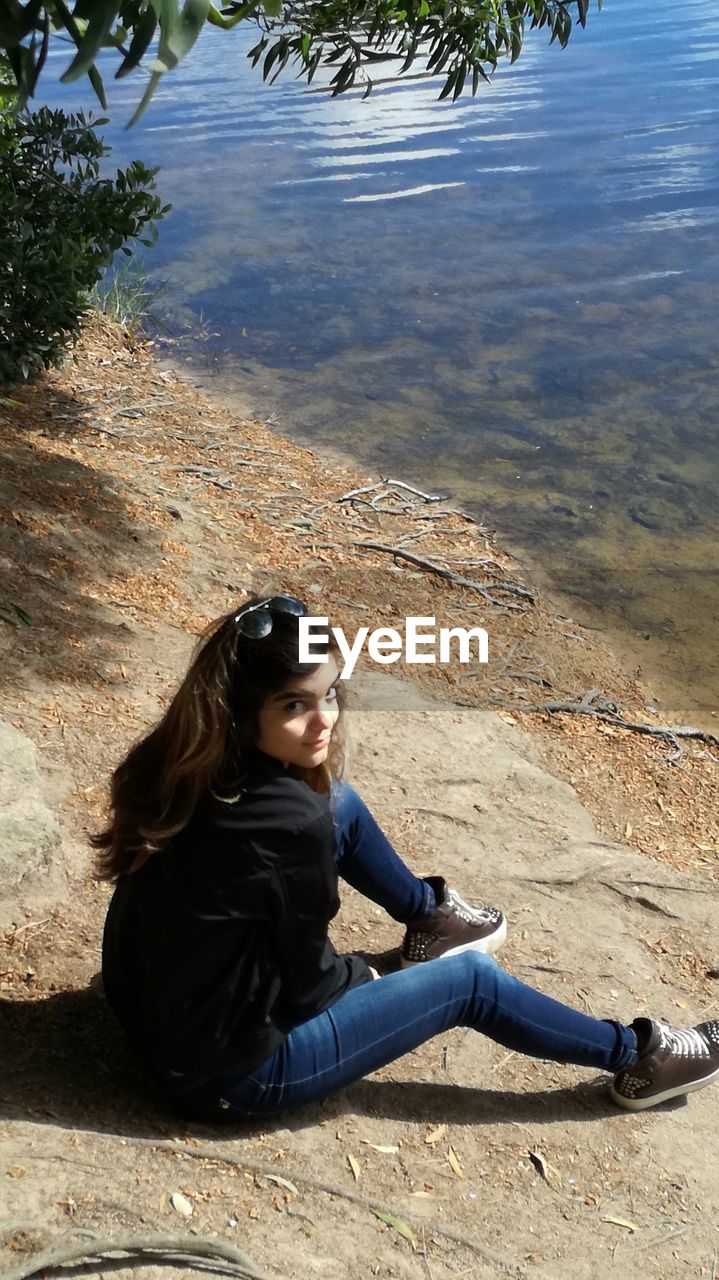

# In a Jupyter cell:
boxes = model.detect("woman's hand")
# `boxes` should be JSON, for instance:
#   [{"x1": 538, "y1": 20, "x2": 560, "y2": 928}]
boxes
[{"x1": 368, "y1": 966, "x2": 380, "y2": 980}]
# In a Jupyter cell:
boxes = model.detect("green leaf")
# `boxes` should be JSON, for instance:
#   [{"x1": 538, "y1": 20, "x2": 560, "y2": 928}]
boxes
[
  {"x1": 207, "y1": 0, "x2": 258, "y2": 28},
  {"x1": 372, "y1": 1210, "x2": 417, "y2": 1249},
  {"x1": 60, "y1": 0, "x2": 120, "y2": 83},
  {"x1": 116, "y1": 8, "x2": 158, "y2": 79},
  {"x1": 125, "y1": 67, "x2": 163, "y2": 127},
  {"x1": 452, "y1": 61, "x2": 466, "y2": 100},
  {"x1": 438, "y1": 62, "x2": 459, "y2": 99},
  {"x1": 12, "y1": 604, "x2": 32, "y2": 626},
  {"x1": 262, "y1": 39, "x2": 283, "y2": 80},
  {"x1": 248, "y1": 35, "x2": 269, "y2": 66},
  {"x1": 88, "y1": 63, "x2": 108, "y2": 109},
  {"x1": 159, "y1": 0, "x2": 211, "y2": 73}
]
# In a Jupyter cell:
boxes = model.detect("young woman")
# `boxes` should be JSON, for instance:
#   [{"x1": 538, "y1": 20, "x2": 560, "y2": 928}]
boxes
[{"x1": 95, "y1": 594, "x2": 719, "y2": 1122}]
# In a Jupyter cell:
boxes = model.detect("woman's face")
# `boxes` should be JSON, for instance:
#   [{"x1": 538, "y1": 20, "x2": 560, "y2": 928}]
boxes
[{"x1": 256, "y1": 656, "x2": 341, "y2": 769}]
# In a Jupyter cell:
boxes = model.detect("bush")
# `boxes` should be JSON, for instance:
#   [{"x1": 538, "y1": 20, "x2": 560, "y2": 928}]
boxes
[{"x1": 0, "y1": 105, "x2": 169, "y2": 384}]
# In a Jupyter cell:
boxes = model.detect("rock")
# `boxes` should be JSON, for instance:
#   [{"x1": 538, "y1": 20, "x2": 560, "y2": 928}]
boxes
[
  {"x1": 628, "y1": 503, "x2": 662, "y2": 531},
  {"x1": 170, "y1": 1191, "x2": 194, "y2": 1217},
  {"x1": 0, "y1": 721, "x2": 64, "y2": 930}
]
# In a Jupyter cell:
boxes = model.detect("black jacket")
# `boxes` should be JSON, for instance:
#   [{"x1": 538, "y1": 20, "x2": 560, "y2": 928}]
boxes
[{"x1": 101, "y1": 751, "x2": 372, "y2": 1081}]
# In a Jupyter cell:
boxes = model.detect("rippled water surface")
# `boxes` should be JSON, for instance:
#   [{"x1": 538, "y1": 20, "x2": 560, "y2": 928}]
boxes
[{"x1": 42, "y1": 0, "x2": 719, "y2": 721}]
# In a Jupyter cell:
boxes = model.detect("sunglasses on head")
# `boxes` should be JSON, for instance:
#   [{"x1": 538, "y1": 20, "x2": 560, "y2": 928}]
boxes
[{"x1": 233, "y1": 594, "x2": 308, "y2": 639}]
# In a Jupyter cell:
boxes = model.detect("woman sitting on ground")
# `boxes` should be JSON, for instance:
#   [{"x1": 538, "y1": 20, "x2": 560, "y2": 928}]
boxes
[{"x1": 94, "y1": 594, "x2": 719, "y2": 1121}]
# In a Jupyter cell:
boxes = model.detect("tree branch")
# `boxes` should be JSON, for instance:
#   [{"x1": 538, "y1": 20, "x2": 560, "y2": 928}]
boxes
[{"x1": 2, "y1": 1233, "x2": 271, "y2": 1280}]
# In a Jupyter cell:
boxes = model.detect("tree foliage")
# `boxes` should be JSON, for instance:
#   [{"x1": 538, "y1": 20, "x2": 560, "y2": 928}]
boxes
[
  {"x1": 0, "y1": 103, "x2": 169, "y2": 382},
  {"x1": 0, "y1": 1, "x2": 600, "y2": 121}
]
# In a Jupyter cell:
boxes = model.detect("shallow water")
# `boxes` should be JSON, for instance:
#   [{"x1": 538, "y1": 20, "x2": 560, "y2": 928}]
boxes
[{"x1": 40, "y1": 0, "x2": 719, "y2": 723}]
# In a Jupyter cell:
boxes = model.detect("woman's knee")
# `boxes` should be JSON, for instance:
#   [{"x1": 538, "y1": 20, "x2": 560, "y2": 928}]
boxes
[
  {"x1": 404, "y1": 950, "x2": 502, "y2": 1029},
  {"x1": 439, "y1": 948, "x2": 501, "y2": 988}
]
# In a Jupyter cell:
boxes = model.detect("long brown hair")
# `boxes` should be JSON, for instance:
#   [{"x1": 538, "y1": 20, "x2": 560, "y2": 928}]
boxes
[{"x1": 92, "y1": 598, "x2": 346, "y2": 881}]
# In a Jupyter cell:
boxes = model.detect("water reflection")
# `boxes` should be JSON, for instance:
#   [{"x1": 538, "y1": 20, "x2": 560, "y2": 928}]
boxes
[{"x1": 38, "y1": 0, "x2": 719, "y2": 724}]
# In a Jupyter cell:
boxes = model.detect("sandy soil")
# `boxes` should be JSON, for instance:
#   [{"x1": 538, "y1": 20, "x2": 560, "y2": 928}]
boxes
[{"x1": 1, "y1": 318, "x2": 718, "y2": 1280}]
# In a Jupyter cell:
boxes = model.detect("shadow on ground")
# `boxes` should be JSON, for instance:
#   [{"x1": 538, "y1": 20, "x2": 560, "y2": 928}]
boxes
[
  {"x1": 0, "y1": 987, "x2": 646, "y2": 1143},
  {"x1": 0, "y1": 381, "x2": 169, "y2": 692}
]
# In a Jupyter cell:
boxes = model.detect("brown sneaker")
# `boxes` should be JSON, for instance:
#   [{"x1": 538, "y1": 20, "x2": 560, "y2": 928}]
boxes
[
  {"x1": 611, "y1": 1018, "x2": 719, "y2": 1111},
  {"x1": 400, "y1": 876, "x2": 507, "y2": 967}
]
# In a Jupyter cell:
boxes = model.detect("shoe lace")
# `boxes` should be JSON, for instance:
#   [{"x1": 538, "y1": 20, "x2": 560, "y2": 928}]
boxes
[
  {"x1": 660, "y1": 1024, "x2": 711, "y2": 1059},
  {"x1": 446, "y1": 888, "x2": 500, "y2": 926}
]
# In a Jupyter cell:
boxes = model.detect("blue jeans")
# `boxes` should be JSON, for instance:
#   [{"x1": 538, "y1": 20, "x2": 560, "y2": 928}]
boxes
[
  {"x1": 331, "y1": 779, "x2": 437, "y2": 921},
  {"x1": 166, "y1": 783, "x2": 638, "y2": 1120}
]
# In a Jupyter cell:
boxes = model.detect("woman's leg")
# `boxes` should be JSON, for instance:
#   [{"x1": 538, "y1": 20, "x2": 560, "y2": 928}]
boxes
[
  {"x1": 331, "y1": 780, "x2": 435, "y2": 921},
  {"x1": 330, "y1": 781, "x2": 507, "y2": 961},
  {"x1": 169, "y1": 951, "x2": 638, "y2": 1120}
]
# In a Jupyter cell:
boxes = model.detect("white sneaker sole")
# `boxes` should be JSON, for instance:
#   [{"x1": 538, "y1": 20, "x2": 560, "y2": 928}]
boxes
[
  {"x1": 610, "y1": 1062, "x2": 719, "y2": 1111},
  {"x1": 400, "y1": 917, "x2": 508, "y2": 969}
]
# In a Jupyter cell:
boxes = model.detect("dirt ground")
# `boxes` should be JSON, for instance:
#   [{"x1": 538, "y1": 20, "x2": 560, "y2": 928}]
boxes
[{"x1": 1, "y1": 318, "x2": 718, "y2": 1280}]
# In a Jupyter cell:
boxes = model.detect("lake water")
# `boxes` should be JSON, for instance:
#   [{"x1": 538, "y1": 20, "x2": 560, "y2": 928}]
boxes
[{"x1": 40, "y1": 0, "x2": 719, "y2": 724}]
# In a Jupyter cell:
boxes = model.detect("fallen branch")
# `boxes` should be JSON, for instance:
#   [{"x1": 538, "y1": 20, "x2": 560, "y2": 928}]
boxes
[
  {"x1": 2, "y1": 1233, "x2": 270, "y2": 1280},
  {"x1": 337, "y1": 482, "x2": 382, "y2": 502},
  {"x1": 395, "y1": 529, "x2": 433, "y2": 546},
  {"x1": 337, "y1": 478, "x2": 445, "y2": 505},
  {"x1": 237, "y1": 444, "x2": 284, "y2": 456},
  {"x1": 411, "y1": 509, "x2": 461, "y2": 521},
  {"x1": 383, "y1": 477, "x2": 446, "y2": 502},
  {"x1": 344, "y1": 495, "x2": 409, "y2": 515},
  {"x1": 354, "y1": 542, "x2": 535, "y2": 607},
  {"x1": 441, "y1": 556, "x2": 501, "y2": 566},
  {"x1": 490, "y1": 688, "x2": 719, "y2": 763},
  {"x1": 342, "y1": 479, "x2": 481, "y2": 524},
  {"x1": 615, "y1": 1223, "x2": 688, "y2": 1256},
  {"x1": 415, "y1": 507, "x2": 480, "y2": 524},
  {"x1": 90, "y1": 424, "x2": 125, "y2": 438}
]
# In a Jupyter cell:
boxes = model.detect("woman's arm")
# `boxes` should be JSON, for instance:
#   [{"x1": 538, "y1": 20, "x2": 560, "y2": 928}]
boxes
[{"x1": 269, "y1": 809, "x2": 373, "y2": 1027}]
